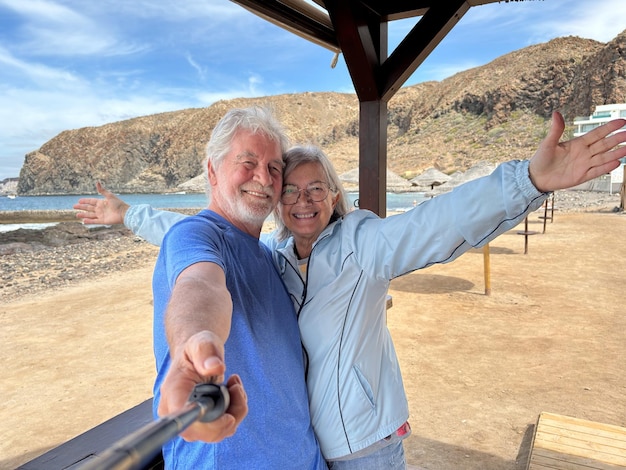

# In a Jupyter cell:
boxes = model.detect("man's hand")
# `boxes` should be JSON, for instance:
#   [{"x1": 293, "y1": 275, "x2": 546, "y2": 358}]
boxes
[
  {"x1": 529, "y1": 111, "x2": 626, "y2": 193},
  {"x1": 158, "y1": 331, "x2": 248, "y2": 443},
  {"x1": 73, "y1": 181, "x2": 129, "y2": 225}
]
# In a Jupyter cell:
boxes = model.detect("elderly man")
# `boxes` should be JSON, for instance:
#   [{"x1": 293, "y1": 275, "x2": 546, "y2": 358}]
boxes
[{"x1": 149, "y1": 106, "x2": 325, "y2": 469}]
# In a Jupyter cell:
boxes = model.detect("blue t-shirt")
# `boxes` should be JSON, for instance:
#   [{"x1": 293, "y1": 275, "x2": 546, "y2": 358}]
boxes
[{"x1": 152, "y1": 210, "x2": 325, "y2": 469}]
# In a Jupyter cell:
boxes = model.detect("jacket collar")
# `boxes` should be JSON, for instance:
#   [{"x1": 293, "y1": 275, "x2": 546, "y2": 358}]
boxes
[{"x1": 275, "y1": 217, "x2": 341, "y2": 265}]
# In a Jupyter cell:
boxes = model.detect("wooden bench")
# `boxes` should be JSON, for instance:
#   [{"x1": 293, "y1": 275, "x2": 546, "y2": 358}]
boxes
[
  {"x1": 526, "y1": 412, "x2": 626, "y2": 469},
  {"x1": 17, "y1": 399, "x2": 163, "y2": 469}
]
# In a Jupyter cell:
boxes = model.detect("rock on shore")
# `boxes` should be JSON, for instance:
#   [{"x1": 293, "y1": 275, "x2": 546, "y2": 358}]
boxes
[{"x1": 1, "y1": 222, "x2": 159, "y2": 302}]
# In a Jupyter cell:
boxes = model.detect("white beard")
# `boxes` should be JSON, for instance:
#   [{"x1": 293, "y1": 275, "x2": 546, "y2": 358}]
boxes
[{"x1": 219, "y1": 187, "x2": 275, "y2": 227}]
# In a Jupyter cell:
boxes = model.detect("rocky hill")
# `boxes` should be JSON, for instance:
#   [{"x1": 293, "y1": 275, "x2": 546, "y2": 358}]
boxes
[{"x1": 17, "y1": 30, "x2": 626, "y2": 195}]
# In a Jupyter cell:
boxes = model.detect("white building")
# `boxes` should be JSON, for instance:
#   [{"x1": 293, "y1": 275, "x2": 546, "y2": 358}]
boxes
[{"x1": 573, "y1": 104, "x2": 626, "y2": 193}]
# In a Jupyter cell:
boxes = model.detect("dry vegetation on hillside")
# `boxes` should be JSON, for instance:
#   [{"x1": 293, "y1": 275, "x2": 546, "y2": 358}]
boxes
[{"x1": 16, "y1": 31, "x2": 626, "y2": 195}]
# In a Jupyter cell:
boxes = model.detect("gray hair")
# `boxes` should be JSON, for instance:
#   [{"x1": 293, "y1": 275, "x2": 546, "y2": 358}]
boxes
[
  {"x1": 203, "y1": 106, "x2": 290, "y2": 200},
  {"x1": 274, "y1": 145, "x2": 350, "y2": 241}
]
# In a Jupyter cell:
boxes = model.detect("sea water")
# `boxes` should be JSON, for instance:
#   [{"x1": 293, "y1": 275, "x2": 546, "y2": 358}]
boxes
[
  {"x1": 0, "y1": 192, "x2": 427, "y2": 212},
  {"x1": 0, "y1": 191, "x2": 427, "y2": 232}
]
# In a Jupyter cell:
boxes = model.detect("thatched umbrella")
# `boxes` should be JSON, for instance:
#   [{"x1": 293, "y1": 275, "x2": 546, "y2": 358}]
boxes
[
  {"x1": 386, "y1": 170, "x2": 414, "y2": 192},
  {"x1": 430, "y1": 161, "x2": 496, "y2": 194},
  {"x1": 462, "y1": 161, "x2": 496, "y2": 180},
  {"x1": 339, "y1": 168, "x2": 413, "y2": 193},
  {"x1": 409, "y1": 168, "x2": 451, "y2": 189},
  {"x1": 339, "y1": 168, "x2": 359, "y2": 191}
]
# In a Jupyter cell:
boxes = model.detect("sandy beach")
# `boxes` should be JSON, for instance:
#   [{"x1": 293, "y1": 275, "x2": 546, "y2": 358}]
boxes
[{"x1": 1, "y1": 190, "x2": 625, "y2": 469}]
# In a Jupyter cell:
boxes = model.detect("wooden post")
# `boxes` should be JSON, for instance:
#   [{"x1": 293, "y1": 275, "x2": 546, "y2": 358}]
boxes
[
  {"x1": 538, "y1": 193, "x2": 555, "y2": 233},
  {"x1": 619, "y1": 165, "x2": 626, "y2": 211},
  {"x1": 483, "y1": 243, "x2": 491, "y2": 296},
  {"x1": 517, "y1": 217, "x2": 538, "y2": 255}
]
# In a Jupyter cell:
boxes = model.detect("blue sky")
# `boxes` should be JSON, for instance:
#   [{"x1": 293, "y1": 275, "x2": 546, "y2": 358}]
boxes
[{"x1": 1, "y1": 0, "x2": 625, "y2": 180}]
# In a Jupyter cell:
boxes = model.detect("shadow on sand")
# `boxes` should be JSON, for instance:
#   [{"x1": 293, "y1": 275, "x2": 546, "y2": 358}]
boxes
[
  {"x1": 392, "y1": 273, "x2": 475, "y2": 294},
  {"x1": 406, "y1": 423, "x2": 535, "y2": 470}
]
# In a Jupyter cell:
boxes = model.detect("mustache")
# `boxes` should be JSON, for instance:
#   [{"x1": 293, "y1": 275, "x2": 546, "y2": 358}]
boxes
[{"x1": 241, "y1": 184, "x2": 274, "y2": 198}]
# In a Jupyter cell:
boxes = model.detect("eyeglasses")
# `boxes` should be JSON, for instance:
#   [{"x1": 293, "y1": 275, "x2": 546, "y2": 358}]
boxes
[{"x1": 280, "y1": 182, "x2": 331, "y2": 205}]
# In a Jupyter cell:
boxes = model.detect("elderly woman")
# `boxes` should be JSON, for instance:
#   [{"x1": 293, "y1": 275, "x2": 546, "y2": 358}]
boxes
[{"x1": 75, "y1": 111, "x2": 626, "y2": 469}]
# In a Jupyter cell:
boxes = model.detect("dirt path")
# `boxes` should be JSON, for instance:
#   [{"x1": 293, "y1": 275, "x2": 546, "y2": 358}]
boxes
[
  {"x1": 389, "y1": 211, "x2": 626, "y2": 469},
  {"x1": 1, "y1": 210, "x2": 625, "y2": 469},
  {"x1": 0, "y1": 267, "x2": 156, "y2": 469}
]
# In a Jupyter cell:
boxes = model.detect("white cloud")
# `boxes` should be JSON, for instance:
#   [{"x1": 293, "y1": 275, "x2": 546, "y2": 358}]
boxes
[
  {"x1": 0, "y1": 46, "x2": 80, "y2": 83},
  {"x1": 185, "y1": 53, "x2": 206, "y2": 81},
  {"x1": 91, "y1": 0, "x2": 243, "y2": 21},
  {"x1": 529, "y1": 0, "x2": 626, "y2": 43},
  {"x1": 0, "y1": 81, "x2": 210, "y2": 177},
  {"x1": 194, "y1": 74, "x2": 273, "y2": 107},
  {"x1": 465, "y1": 0, "x2": 626, "y2": 44},
  {"x1": 0, "y1": 0, "x2": 81, "y2": 22},
  {"x1": 0, "y1": 0, "x2": 146, "y2": 57}
]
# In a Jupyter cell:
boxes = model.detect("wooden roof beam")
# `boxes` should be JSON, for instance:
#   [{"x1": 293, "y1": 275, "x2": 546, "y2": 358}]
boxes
[
  {"x1": 230, "y1": 0, "x2": 339, "y2": 52},
  {"x1": 324, "y1": 1, "x2": 387, "y2": 102},
  {"x1": 381, "y1": 0, "x2": 470, "y2": 100},
  {"x1": 360, "y1": 0, "x2": 430, "y2": 21}
]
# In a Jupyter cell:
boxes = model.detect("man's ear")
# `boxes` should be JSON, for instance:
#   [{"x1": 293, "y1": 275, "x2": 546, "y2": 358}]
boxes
[{"x1": 207, "y1": 160, "x2": 218, "y2": 186}]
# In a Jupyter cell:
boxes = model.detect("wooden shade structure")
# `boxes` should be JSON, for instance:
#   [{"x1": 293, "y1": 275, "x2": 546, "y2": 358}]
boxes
[{"x1": 230, "y1": 0, "x2": 517, "y2": 216}]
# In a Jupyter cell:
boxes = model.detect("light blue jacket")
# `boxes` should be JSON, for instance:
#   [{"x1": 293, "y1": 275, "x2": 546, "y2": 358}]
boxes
[{"x1": 125, "y1": 159, "x2": 548, "y2": 460}]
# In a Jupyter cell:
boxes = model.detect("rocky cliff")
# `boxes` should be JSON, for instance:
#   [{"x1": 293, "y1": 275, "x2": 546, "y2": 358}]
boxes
[{"x1": 17, "y1": 30, "x2": 626, "y2": 195}]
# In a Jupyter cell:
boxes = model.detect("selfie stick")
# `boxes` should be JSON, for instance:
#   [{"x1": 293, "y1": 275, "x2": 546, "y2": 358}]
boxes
[{"x1": 77, "y1": 383, "x2": 229, "y2": 470}]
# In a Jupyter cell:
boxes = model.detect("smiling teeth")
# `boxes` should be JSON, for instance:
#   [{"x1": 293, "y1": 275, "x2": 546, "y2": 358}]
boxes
[{"x1": 294, "y1": 213, "x2": 315, "y2": 219}]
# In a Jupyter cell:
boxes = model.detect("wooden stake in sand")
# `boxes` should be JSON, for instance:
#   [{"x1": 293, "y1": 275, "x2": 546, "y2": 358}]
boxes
[
  {"x1": 619, "y1": 165, "x2": 626, "y2": 210},
  {"x1": 483, "y1": 243, "x2": 491, "y2": 296}
]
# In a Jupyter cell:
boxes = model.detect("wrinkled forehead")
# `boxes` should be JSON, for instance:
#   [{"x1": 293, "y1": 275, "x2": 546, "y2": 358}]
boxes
[
  {"x1": 229, "y1": 130, "x2": 283, "y2": 161},
  {"x1": 284, "y1": 160, "x2": 327, "y2": 183}
]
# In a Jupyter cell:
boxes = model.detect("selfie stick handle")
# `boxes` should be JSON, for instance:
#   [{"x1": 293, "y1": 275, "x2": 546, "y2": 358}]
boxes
[{"x1": 77, "y1": 383, "x2": 229, "y2": 470}]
